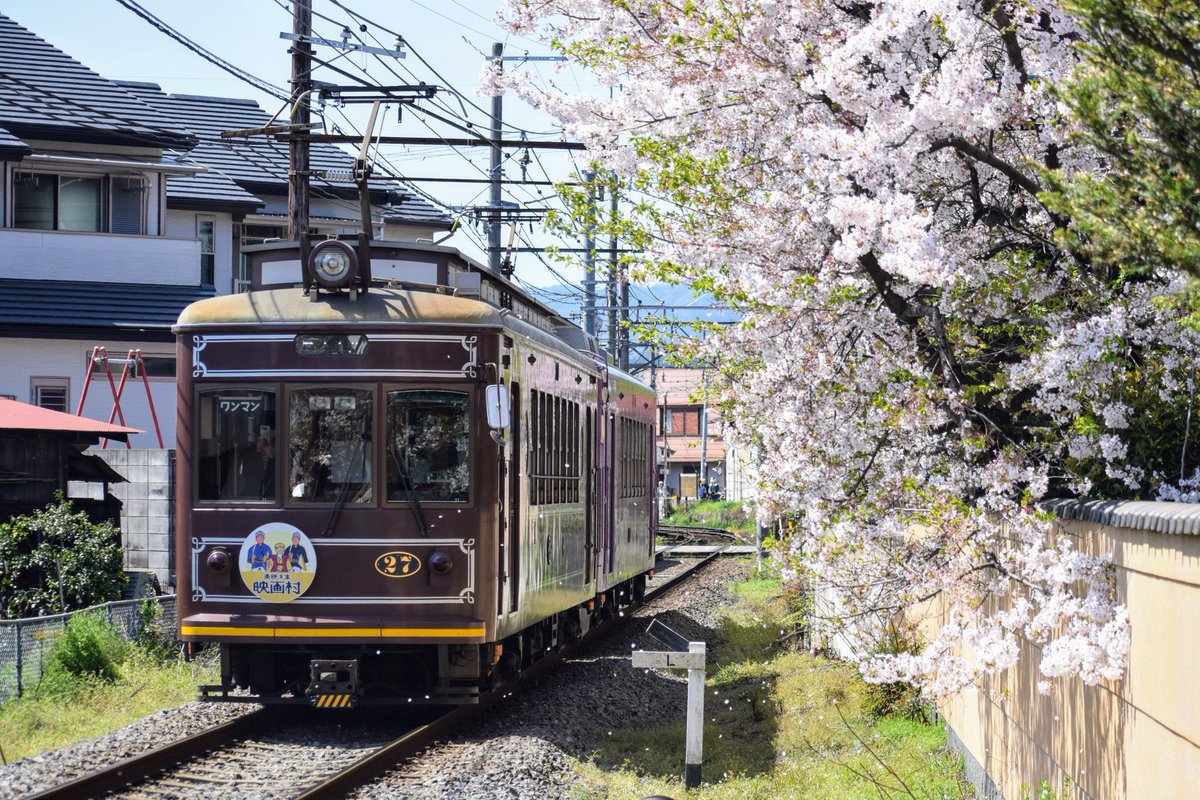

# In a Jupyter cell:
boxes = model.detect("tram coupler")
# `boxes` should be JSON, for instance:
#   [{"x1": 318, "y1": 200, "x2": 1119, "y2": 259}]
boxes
[{"x1": 308, "y1": 659, "x2": 361, "y2": 709}]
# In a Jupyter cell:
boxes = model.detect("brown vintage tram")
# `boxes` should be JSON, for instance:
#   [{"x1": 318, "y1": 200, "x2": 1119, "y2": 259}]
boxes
[{"x1": 174, "y1": 239, "x2": 657, "y2": 706}]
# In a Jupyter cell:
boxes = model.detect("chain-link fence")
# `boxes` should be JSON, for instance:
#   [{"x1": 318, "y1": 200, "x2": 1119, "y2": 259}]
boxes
[{"x1": 0, "y1": 596, "x2": 177, "y2": 703}]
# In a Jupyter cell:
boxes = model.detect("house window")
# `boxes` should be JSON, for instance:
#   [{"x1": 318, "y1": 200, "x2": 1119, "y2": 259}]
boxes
[
  {"x1": 32, "y1": 378, "x2": 70, "y2": 413},
  {"x1": 667, "y1": 406, "x2": 702, "y2": 435},
  {"x1": 237, "y1": 224, "x2": 286, "y2": 293},
  {"x1": 13, "y1": 172, "x2": 146, "y2": 234},
  {"x1": 198, "y1": 217, "x2": 215, "y2": 287},
  {"x1": 110, "y1": 177, "x2": 146, "y2": 234},
  {"x1": 84, "y1": 353, "x2": 175, "y2": 380},
  {"x1": 14, "y1": 173, "x2": 103, "y2": 231}
]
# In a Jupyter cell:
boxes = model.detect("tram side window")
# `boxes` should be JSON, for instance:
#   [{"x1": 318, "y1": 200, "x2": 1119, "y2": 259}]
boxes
[
  {"x1": 529, "y1": 390, "x2": 580, "y2": 505},
  {"x1": 289, "y1": 388, "x2": 373, "y2": 503},
  {"x1": 197, "y1": 390, "x2": 277, "y2": 502},
  {"x1": 386, "y1": 390, "x2": 470, "y2": 503},
  {"x1": 619, "y1": 417, "x2": 649, "y2": 498}
]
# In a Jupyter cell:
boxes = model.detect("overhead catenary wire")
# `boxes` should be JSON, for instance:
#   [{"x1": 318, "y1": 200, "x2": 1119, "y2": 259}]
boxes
[
  {"x1": 112, "y1": 0, "x2": 292, "y2": 103},
  {"x1": 122, "y1": 0, "x2": 611, "y2": 297}
]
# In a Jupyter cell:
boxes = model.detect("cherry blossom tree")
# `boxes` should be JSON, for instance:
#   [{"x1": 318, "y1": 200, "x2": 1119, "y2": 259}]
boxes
[{"x1": 489, "y1": 0, "x2": 1199, "y2": 695}]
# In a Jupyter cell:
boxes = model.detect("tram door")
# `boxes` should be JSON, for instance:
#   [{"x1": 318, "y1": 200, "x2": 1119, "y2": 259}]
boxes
[
  {"x1": 594, "y1": 402, "x2": 613, "y2": 579},
  {"x1": 584, "y1": 406, "x2": 594, "y2": 585},
  {"x1": 507, "y1": 382, "x2": 521, "y2": 613},
  {"x1": 606, "y1": 411, "x2": 617, "y2": 576}
]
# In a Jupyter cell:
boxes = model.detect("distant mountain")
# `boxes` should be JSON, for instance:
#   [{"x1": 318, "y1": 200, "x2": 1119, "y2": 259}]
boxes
[{"x1": 535, "y1": 282, "x2": 737, "y2": 327}]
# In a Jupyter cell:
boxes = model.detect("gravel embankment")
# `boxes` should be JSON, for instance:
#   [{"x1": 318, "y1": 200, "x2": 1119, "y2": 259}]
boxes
[
  {"x1": 0, "y1": 700, "x2": 259, "y2": 800},
  {"x1": 0, "y1": 555, "x2": 748, "y2": 800},
  {"x1": 354, "y1": 555, "x2": 748, "y2": 800}
]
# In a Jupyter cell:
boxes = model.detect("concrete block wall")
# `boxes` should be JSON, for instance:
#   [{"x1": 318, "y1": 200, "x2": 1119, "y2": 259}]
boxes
[
  {"x1": 93, "y1": 448, "x2": 173, "y2": 588},
  {"x1": 937, "y1": 501, "x2": 1200, "y2": 800}
]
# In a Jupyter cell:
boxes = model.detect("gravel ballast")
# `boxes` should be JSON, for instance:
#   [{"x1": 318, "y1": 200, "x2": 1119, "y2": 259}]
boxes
[{"x1": 0, "y1": 555, "x2": 749, "y2": 800}]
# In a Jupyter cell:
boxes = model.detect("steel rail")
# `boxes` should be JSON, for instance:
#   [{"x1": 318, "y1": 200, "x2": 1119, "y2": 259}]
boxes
[
  {"x1": 658, "y1": 524, "x2": 742, "y2": 542},
  {"x1": 26, "y1": 707, "x2": 275, "y2": 800},
  {"x1": 28, "y1": 554, "x2": 723, "y2": 800},
  {"x1": 295, "y1": 552, "x2": 724, "y2": 799}
]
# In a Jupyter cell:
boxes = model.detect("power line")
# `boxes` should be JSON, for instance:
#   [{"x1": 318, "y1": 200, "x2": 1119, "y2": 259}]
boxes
[{"x1": 111, "y1": 0, "x2": 291, "y2": 103}]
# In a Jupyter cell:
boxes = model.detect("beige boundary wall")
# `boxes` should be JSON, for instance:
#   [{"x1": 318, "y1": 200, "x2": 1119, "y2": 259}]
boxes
[{"x1": 941, "y1": 500, "x2": 1200, "y2": 799}]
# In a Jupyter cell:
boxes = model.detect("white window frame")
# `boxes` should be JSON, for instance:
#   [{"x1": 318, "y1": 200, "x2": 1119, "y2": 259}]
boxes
[
  {"x1": 197, "y1": 215, "x2": 216, "y2": 287},
  {"x1": 31, "y1": 376, "x2": 70, "y2": 413}
]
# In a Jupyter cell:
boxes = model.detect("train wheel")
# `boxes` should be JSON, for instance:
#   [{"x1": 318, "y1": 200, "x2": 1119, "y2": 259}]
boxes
[{"x1": 561, "y1": 611, "x2": 582, "y2": 644}]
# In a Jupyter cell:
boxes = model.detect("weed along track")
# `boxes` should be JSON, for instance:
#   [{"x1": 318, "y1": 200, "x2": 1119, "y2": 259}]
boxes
[{"x1": 17, "y1": 555, "x2": 726, "y2": 800}]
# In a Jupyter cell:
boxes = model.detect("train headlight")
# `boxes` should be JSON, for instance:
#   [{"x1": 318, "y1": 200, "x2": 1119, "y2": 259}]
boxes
[
  {"x1": 207, "y1": 548, "x2": 231, "y2": 574},
  {"x1": 429, "y1": 549, "x2": 454, "y2": 576},
  {"x1": 307, "y1": 239, "x2": 358, "y2": 290}
]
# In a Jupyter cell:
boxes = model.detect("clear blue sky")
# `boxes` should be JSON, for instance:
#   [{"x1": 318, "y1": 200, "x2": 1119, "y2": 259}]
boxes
[{"x1": 4, "y1": 0, "x2": 598, "y2": 300}]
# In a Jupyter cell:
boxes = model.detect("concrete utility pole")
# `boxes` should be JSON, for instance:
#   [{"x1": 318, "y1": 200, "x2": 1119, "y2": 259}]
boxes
[
  {"x1": 287, "y1": 0, "x2": 312, "y2": 241},
  {"x1": 615, "y1": 183, "x2": 630, "y2": 370},
  {"x1": 607, "y1": 177, "x2": 619, "y2": 363},
  {"x1": 605, "y1": 190, "x2": 617, "y2": 360},
  {"x1": 489, "y1": 42, "x2": 504, "y2": 274},
  {"x1": 583, "y1": 170, "x2": 597, "y2": 337}
]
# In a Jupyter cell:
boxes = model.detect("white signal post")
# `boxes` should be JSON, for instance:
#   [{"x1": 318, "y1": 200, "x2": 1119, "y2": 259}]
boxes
[{"x1": 632, "y1": 620, "x2": 707, "y2": 789}]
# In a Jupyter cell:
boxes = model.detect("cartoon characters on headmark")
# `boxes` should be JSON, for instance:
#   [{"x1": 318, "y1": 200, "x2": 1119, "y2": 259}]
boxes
[{"x1": 238, "y1": 523, "x2": 317, "y2": 602}]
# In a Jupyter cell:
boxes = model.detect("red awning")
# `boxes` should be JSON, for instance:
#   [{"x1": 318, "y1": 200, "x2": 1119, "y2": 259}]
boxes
[{"x1": 0, "y1": 397, "x2": 140, "y2": 441}]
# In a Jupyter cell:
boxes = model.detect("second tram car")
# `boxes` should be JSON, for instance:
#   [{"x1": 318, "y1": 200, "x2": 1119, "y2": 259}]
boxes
[{"x1": 175, "y1": 239, "x2": 657, "y2": 706}]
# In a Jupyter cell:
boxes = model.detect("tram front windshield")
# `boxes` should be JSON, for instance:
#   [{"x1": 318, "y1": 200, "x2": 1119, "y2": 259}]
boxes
[{"x1": 195, "y1": 386, "x2": 470, "y2": 505}]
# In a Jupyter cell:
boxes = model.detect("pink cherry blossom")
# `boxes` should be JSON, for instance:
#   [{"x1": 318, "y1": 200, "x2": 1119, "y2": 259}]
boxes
[{"x1": 488, "y1": 0, "x2": 1196, "y2": 696}]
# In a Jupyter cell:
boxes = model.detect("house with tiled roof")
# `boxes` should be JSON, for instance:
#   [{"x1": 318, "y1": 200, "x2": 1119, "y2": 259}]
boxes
[
  {"x1": 0, "y1": 12, "x2": 451, "y2": 585},
  {"x1": 0, "y1": 12, "x2": 213, "y2": 437},
  {"x1": 0, "y1": 12, "x2": 451, "y2": 441},
  {"x1": 119, "y1": 81, "x2": 451, "y2": 293}
]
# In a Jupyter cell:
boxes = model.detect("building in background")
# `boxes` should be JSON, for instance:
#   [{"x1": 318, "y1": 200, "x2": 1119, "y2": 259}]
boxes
[
  {"x1": 655, "y1": 367, "x2": 725, "y2": 501},
  {"x1": 0, "y1": 12, "x2": 451, "y2": 585},
  {"x1": 0, "y1": 13, "x2": 451, "y2": 450}
]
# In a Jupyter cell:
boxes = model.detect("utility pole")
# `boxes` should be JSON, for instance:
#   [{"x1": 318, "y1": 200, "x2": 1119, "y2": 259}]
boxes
[
  {"x1": 606, "y1": 177, "x2": 618, "y2": 362},
  {"x1": 287, "y1": 0, "x2": 312, "y2": 241},
  {"x1": 600, "y1": 184, "x2": 619, "y2": 359},
  {"x1": 699, "y1": 365, "x2": 709, "y2": 494},
  {"x1": 583, "y1": 170, "x2": 596, "y2": 338},
  {"x1": 610, "y1": 177, "x2": 631, "y2": 370},
  {"x1": 489, "y1": 42, "x2": 504, "y2": 274}
]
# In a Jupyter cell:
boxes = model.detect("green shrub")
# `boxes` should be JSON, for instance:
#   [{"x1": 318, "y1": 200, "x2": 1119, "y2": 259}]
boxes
[
  {"x1": 42, "y1": 611, "x2": 127, "y2": 690},
  {"x1": 135, "y1": 593, "x2": 180, "y2": 663},
  {"x1": 862, "y1": 620, "x2": 931, "y2": 721},
  {"x1": 0, "y1": 494, "x2": 127, "y2": 619}
]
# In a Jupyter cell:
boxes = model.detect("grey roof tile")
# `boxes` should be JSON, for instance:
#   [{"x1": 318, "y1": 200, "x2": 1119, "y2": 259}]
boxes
[
  {"x1": 0, "y1": 124, "x2": 31, "y2": 161},
  {"x1": 0, "y1": 14, "x2": 195, "y2": 149},
  {"x1": 118, "y1": 83, "x2": 450, "y2": 227},
  {"x1": 1045, "y1": 498, "x2": 1200, "y2": 535},
  {"x1": 0, "y1": 279, "x2": 213, "y2": 336}
]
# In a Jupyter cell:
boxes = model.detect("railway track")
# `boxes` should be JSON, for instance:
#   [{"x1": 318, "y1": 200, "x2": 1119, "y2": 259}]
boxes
[
  {"x1": 27, "y1": 553, "x2": 724, "y2": 800},
  {"x1": 658, "y1": 523, "x2": 744, "y2": 544}
]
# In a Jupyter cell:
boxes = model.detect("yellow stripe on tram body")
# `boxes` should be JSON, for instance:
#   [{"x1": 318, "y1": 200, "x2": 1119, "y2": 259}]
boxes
[{"x1": 181, "y1": 625, "x2": 486, "y2": 638}]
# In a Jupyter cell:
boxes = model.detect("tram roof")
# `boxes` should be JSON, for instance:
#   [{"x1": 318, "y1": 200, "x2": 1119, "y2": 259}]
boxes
[{"x1": 175, "y1": 286, "x2": 507, "y2": 329}]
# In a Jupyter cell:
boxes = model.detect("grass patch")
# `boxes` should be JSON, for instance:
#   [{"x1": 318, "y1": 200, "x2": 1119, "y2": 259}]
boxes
[
  {"x1": 574, "y1": 567, "x2": 972, "y2": 799},
  {"x1": 0, "y1": 647, "x2": 218, "y2": 764},
  {"x1": 0, "y1": 606, "x2": 219, "y2": 766},
  {"x1": 663, "y1": 500, "x2": 757, "y2": 537}
]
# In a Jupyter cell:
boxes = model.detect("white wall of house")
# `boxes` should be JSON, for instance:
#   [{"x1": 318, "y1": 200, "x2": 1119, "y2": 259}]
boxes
[
  {"x1": 165, "y1": 208, "x2": 234, "y2": 292},
  {"x1": 0, "y1": 337, "x2": 179, "y2": 449},
  {"x1": 0, "y1": 228, "x2": 199, "y2": 285}
]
